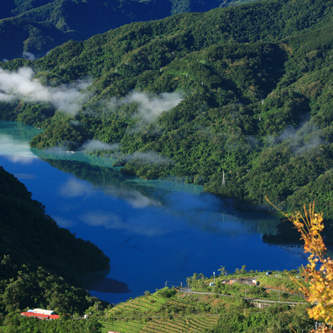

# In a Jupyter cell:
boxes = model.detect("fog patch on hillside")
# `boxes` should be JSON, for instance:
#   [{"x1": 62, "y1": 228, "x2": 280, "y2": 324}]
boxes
[
  {"x1": 120, "y1": 151, "x2": 173, "y2": 165},
  {"x1": 0, "y1": 67, "x2": 92, "y2": 115},
  {"x1": 79, "y1": 139, "x2": 120, "y2": 152},
  {"x1": 265, "y1": 122, "x2": 325, "y2": 154},
  {"x1": 105, "y1": 91, "x2": 183, "y2": 123}
]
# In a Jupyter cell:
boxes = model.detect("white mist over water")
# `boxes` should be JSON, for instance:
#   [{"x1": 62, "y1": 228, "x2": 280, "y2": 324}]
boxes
[{"x1": 0, "y1": 133, "x2": 37, "y2": 163}]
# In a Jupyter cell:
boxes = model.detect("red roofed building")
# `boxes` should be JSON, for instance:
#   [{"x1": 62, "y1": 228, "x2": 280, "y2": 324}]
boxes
[{"x1": 21, "y1": 311, "x2": 60, "y2": 320}]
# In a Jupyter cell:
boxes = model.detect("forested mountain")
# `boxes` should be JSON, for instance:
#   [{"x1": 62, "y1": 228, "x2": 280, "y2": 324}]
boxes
[
  {"x1": 0, "y1": 165, "x2": 110, "y2": 315},
  {"x1": 0, "y1": 0, "x2": 253, "y2": 60},
  {"x1": 2, "y1": 0, "x2": 333, "y2": 221}
]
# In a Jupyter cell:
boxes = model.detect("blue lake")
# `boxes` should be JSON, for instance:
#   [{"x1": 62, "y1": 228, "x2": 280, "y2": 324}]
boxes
[{"x1": 0, "y1": 121, "x2": 307, "y2": 304}]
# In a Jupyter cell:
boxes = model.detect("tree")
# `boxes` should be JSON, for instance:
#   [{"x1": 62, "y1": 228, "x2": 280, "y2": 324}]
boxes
[
  {"x1": 218, "y1": 266, "x2": 226, "y2": 276},
  {"x1": 267, "y1": 198, "x2": 333, "y2": 332}
]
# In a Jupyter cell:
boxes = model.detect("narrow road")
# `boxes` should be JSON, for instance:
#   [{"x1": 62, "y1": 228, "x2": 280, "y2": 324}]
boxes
[{"x1": 178, "y1": 288, "x2": 307, "y2": 305}]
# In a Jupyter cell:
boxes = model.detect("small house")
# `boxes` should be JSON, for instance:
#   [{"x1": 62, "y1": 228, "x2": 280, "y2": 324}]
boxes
[{"x1": 20, "y1": 309, "x2": 59, "y2": 320}]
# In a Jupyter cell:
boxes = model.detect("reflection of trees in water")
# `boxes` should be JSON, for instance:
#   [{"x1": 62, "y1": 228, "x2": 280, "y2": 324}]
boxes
[
  {"x1": 0, "y1": 120, "x2": 42, "y2": 141},
  {"x1": 251, "y1": 216, "x2": 278, "y2": 236},
  {"x1": 82, "y1": 270, "x2": 130, "y2": 294},
  {"x1": 39, "y1": 156, "x2": 280, "y2": 237},
  {"x1": 190, "y1": 211, "x2": 279, "y2": 236},
  {"x1": 263, "y1": 220, "x2": 302, "y2": 247},
  {"x1": 41, "y1": 157, "x2": 166, "y2": 203},
  {"x1": 263, "y1": 218, "x2": 333, "y2": 247}
]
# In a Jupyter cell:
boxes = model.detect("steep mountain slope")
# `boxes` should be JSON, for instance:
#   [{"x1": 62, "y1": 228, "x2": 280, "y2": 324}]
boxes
[
  {"x1": 0, "y1": 165, "x2": 110, "y2": 282},
  {"x1": 0, "y1": 165, "x2": 111, "y2": 314},
  {"x1": 1, "y1": 0, "x2": 333, "y2": 220},
  {"x1": 0, "y1": 0, "x2": 253, "y2": 60}
]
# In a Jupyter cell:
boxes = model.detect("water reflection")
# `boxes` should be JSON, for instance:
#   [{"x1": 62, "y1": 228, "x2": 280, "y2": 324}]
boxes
[
  {"x1": 0, "y1": 120, "x2": 280, "y2": 237},
  {"x1": 46, "y1": 158, "x2": 278, "y2": 236},
  {"x1": 0, "y1": 121, "x2": 307, "y2": 304},
  {"x1": 59, "y1": 179, "x2": 95, "y2": 198},
  {"x1": 0, "y1": 121, "x2": 42, "y2": 163},
  {"x1": 0, "y1": 134, "x2": 36, "y2": 163}
]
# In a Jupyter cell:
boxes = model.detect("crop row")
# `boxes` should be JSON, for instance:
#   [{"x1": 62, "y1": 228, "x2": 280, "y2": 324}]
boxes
[
  {"x1": 139, "y1": 316, "x2": 219, "y2": 333},
  {"x1": 102, "y1": 320, "x2": 144, "y2": 333},
  {"x1": 108, "y1": 302, "x2": 161, "y2": 317}
]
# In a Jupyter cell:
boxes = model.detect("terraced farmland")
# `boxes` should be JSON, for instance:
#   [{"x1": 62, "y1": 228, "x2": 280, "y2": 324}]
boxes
[
  {"x1": 98, "y1": 279, "x2": 314, "y2": 333},
  {"x1": 106, "y1": 294, "x2": 167, "y2": 318},
  {"x1": 102, "y1": 289, "x2": 220, "y2": 332},
  {"x1": 140, "y1": 316, "x2": 219, "y2": 333},
  {"x1": 102, "y1": 315, "x2": 219, "y2": 333},
  {"x1": 102, "y1": 320, "x2": 144, "y2": 333}
]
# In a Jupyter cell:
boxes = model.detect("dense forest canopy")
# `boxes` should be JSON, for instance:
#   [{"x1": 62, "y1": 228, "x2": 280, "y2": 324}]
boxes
[
  {"x1": 1, "y1": 0, "x2": 333, "y2": 221},
  {"x1": 0, "y1": 0, "x2": 254, "y2": 60}
]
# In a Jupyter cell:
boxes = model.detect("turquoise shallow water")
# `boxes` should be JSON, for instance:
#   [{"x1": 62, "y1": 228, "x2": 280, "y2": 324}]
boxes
[{"x1": 0, "y1": 121, "x2": 306, "y2": 304}]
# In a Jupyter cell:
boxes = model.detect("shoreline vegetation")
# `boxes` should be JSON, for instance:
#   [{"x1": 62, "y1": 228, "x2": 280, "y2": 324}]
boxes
[
  {"x1": 0, "y1": 141, "x2": 313, "y2": 332},
  {"x1": 3, "y1": 199, "x2": 321, "y2": 332},
  {"x1": 1, "y1": 0, "x2": 333, "y2": 227},
  {"x1": 2, "y1": 0, "x2": 333, "y2": 330},
  {"x1": 0, "y1": 165, "x2": 112, "y2": 320},
  {"x1": 1, "y1": 268, "x2": 315, "y2": 332}
]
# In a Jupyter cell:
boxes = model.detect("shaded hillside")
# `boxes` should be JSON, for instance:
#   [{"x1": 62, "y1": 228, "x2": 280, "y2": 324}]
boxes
[
  {"x1": 0, "y1": 165, "x2": 110, "y2": 282},
  {"x1": 1, "y1": 0, "x2": 333, "y2": 220},
  {"x1": 0, "y1": 165, "x2": 111, "y2": 315},
  {"x1": 0, "y1": 0, "x2": 254, "y2": 60}
]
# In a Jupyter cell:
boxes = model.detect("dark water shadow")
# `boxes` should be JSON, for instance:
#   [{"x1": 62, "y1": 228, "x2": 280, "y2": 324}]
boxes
[{"x1": 82, "y1": 271, "x2": 130, "y2": 294}]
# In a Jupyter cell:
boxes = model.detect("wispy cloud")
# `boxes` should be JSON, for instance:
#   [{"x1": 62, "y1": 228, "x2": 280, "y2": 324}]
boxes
[
  {"x1": 121, "y1": 151, "x2": 172, "y2": 165},
  {"x1": 79, "y1": 139, "x2": 120, "y2": 152},
  {"x1": 106, "y1": 91, "x2": 183, "y2": 122},
  {"x1": 22, "y1": 52, "x2": 36, "y2": 61},
  {"x1": 265, "y1": 122, "x2": 325, "y2": 154},
  {"x1": 0, "y1": 67, "x2": 92, "y2": 115}
]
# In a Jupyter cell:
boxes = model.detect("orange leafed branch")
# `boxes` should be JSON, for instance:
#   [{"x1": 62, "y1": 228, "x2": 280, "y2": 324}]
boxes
[{"x1": 266, "y1": 197, "x2": 333, "y2": 331}]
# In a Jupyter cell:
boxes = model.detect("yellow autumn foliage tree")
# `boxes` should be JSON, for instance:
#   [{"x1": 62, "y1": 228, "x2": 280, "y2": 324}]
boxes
[{"x1": 266, "y1": 198, "x2": 333, "y2": 332}]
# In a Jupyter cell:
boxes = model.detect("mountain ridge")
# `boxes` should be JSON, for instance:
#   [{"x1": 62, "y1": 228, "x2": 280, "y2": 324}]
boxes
[
  {"x1": 1, "y1": 0, "x2": 333, "y2": 221},
  {"x1": 0, "y1": 0, "x2": 253, "y2": 60}
]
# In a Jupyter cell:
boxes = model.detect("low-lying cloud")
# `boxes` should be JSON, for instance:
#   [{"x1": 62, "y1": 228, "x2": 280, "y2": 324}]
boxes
[
  {"x1": 265, "y1": 122, "x2": 325, "y2": 154},
  {"x1": 106, "y1": 91, "x2": 183, "y2": 122},
  {"x1": 0, "y1": 67, "x2": 92, "y2": 115},
  {"x1": 79, "y1": 139, "x2": 120, "y2": 152},
  {"x1": 22, "y1": 52, "x2": 37, "y2": 61},
  {"x1": 0, "y1": 67, "x2": 183, "y2": 123},
  {"x1": 121, "y1": 151, "x2": 172, "y2": 165}
]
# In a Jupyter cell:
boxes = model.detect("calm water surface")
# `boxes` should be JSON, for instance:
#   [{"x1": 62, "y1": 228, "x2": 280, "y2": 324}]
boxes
[{"x1": 0, "y1": 121, "x2": 307, "y2": 304}]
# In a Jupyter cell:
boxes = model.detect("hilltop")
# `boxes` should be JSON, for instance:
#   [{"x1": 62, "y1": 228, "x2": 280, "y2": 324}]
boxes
[
  {"x1": 0, "y1": 0, "x2": 254, "y2": 60},
  {"x1": 1, "y1": 0, "x2": 333, "y2": 222}
]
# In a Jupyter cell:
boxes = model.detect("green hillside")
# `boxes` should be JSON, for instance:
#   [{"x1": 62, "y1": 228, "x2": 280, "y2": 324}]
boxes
[
  {"x1": 0, "y1": 165, "x2": 110, "y2": 316},
  {"x1": 2, "y1": 269, "x2": 315, "y2": 332},
  {"x1": 2, "y1": 0, "x2": 333, "y2": 221},
  {"x1": 83, "y1": 270, "x2": 314, "y2": 333},
  {"x1": 0, "y1": 0, "x2": 253, "y2": 60}
]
